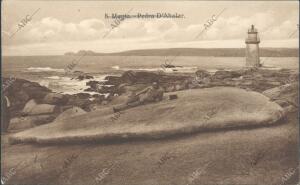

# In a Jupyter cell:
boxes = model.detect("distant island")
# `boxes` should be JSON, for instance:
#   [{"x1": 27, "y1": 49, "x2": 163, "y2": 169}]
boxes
[{"x1": 64, "y1": 48, "x2": 299, "y2": 57}]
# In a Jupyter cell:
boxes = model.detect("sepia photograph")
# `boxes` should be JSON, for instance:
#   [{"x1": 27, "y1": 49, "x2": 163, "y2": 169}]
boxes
[{"x1": 1, "y1": 1, "x2": 299, "y2": 185}]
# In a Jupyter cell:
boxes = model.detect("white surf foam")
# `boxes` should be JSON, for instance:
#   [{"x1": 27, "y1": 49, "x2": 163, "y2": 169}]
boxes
[
  {"x1": 46, "y1": 76, "x2": 61, "y2": 80},
  {"x1": 27, "y1": 67, "x2": 65, "y2": 73},
  {"x1": 121, "y1": 66, "x2": 199, "y2": 73},
  {"x1": 40, "y1": 75, "x2": 109, "y2": 96},
  {"x1": 112, "y1": 65, "x2": 120, "y2": 70}
]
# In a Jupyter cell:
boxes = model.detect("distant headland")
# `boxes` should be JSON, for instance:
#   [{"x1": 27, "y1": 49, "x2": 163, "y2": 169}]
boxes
[{"x1": 64, "y1": 48, "x2": 299, "y2": 57}]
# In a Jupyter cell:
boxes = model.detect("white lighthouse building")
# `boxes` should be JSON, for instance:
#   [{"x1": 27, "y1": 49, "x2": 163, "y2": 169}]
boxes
[{"x1": 245, "y1": 25, "x2": 260, "y2": 67}]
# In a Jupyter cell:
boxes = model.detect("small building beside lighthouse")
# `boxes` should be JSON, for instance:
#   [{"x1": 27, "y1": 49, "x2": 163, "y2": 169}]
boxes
[{"x1": 245, "y1": 25, "x2": 260, "y2": 67}]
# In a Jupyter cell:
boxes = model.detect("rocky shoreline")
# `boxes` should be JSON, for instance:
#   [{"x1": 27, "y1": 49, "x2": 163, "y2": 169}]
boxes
[{"x1": 3, "y1": 68, "x2": 298, "y2": 131}]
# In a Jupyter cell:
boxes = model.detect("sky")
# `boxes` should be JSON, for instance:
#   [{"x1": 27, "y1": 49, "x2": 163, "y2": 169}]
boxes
[{"x1": 1, "y1": 0, "x2": 299, "y2": 56}]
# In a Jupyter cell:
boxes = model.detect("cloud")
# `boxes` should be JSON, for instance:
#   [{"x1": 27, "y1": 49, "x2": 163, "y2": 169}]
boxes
[
  {"x1": 2, "y1": 9, "x2": 298, "y2": 56},
  {"x1": 4, "y1": 10, "x2": 298, "y2": 45},
  {"x1": 163, "y1": 10, "x2": 298, "y2": 41},
  {"x1": 5, "y1": 17, "x2": 107, "y2": 44}
]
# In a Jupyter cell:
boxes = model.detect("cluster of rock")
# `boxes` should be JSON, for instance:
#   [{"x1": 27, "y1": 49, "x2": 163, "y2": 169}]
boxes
[
  {"x1": 84, "y1": 70, "x2": 192, "y2": 95},
  {"x1": 3, "y1": 78, "x2": 105, "y2": 131},
  {"x1": 84, "y1": 68, "x2": 298, "y2": 114},
  {"x1": 85, "y1": 68, "x2": 298, "y2": 95},
  {"x1": 193, "y1": 68, "x2": 298, "y2": 92},
  {"x1": 3, "y1": 68, "x2": 298, "y2": 131}
]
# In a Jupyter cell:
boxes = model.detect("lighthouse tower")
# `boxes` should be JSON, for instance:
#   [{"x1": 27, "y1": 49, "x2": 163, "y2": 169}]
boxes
[{"x1": 245, "y1": 25, "x2": 260, "y2": 67}]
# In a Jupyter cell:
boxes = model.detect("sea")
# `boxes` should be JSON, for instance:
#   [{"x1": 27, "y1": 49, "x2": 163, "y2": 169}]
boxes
[{"x1": 2, "y1": 56, "x2": 299, "y2": 95}]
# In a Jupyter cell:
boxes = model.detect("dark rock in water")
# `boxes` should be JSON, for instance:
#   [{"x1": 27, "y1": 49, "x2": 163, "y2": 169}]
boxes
[
  {"x1": 121, "y1": 70, "x2": 160, "y2": 84},
  {"x1": 86, "y1": 80, "x2": 102, "y2": 90},
  {"x1": 76, "y1": 93, "x2": 91, "y2": 99},
  {"x1": 92, "y1": 94, "x2": 104, "y2": 98},
  {"x1": 104, "y1": 76, "x2": 123, "y2": 86},
  {"x1": 84, "y1": 88, "x2": 94, "y2": 92},
  {"x1": 74, "y1": 71, "x2": 84, "y2": 74},
  {"x1": 236, "y1": 68, "x2": 258, "y2": 76},
  {"x1": 213, "y1": 70, "x2": 242, "y2": 79},
  {"x1": 86, "y1": 80, "x2": 119, "y2": 94},
  {"x1": 3, "y1": 77, "x2": 105, "y2": 125},
  {"x1": 21, "y1": 82, "x2": 50, "y2": 100},
  {"x1": 162, "y1": 64, "x2": 177, "y2": 68},
  {"x1": 88, "y1": 71, "x2": 191, "y2": 96},
  {"x1": 43, "y1": 93, "x2": 68, "y2": 105},
  {"x1": 97, "y1": 85, "x2": 118, "y2": 94},
  {"x1": 76, "y1": 74, "x2": 94, "y2": 81},
  {"x1": 195, "y1": 70, "x2": 211, "y2": 78},
  {"x1": 3, "y1": 78, "x2": 51, "y2": 116}
]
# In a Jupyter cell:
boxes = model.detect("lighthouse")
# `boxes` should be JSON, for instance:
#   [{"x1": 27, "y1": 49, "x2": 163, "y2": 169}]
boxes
[{"x1": 245, "y1": 25, "x2": 260, "y2": 67}]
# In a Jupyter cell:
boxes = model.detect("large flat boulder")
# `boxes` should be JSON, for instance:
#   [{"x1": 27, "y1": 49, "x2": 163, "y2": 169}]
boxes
[
  {"x1": 9, "y1": 87, "x2": 285, "y2": 144},
  {"x1": 9, "y1": 115, "x2": 56, "y2": 131},
  {"x1": 22, "y1": 99, "x2": 59, "y2": 116},
  {"x1": 55, "y1": 106, "x2": 86, "y2": 121}
]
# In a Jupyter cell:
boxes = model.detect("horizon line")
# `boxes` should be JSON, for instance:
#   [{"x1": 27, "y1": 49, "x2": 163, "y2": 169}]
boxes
[{"x1": 2, "y1": 47, "x2": 299, "y2": 57}]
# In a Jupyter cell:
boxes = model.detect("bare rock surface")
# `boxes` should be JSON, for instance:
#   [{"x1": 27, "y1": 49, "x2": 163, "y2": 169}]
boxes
[
  {"x1": 9, "y1": 115, "x2": 56, "y2": 131},
  {"x1": 263, "y1": 82, "x2": 298, "y2": 112},
  {"x1": 4, "y1": 69, "x2": 298, "y2": 134},
  {"x1": 22, "y1": 99, "x2": 59, "y2": 116},
  {"x1": 55, "y1": 106, "x2": 86, "y2": 121},
  {"x1": 9, "y1": 87, "x2": 285, "y2": 144}
]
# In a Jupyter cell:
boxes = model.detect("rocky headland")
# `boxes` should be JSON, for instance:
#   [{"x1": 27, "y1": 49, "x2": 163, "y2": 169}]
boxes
[
  {"x1": 3, "y1": 67, "x2": 298, "y2": 132},
  {"x1": 2, "y1": 67, "x2": 299, "y2": 185}
]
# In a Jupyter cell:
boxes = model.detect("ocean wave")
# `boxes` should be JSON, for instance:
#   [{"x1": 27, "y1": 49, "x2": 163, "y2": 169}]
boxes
[
  {"x1": 27, "y1": 67, "x2": 65, "y2": 73},
  {"x1": 112, "y1": 65, "x2": 120, "y2": 70},
  {"x1": 122, "y1": 66, "x2": 199, "y2": 73},
  {"x1": 46, "y1": 76, "x2": 61, "y2": 80},
  {"x1": 40, "y1": 75, "x2": 108, "y2": 96}
]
